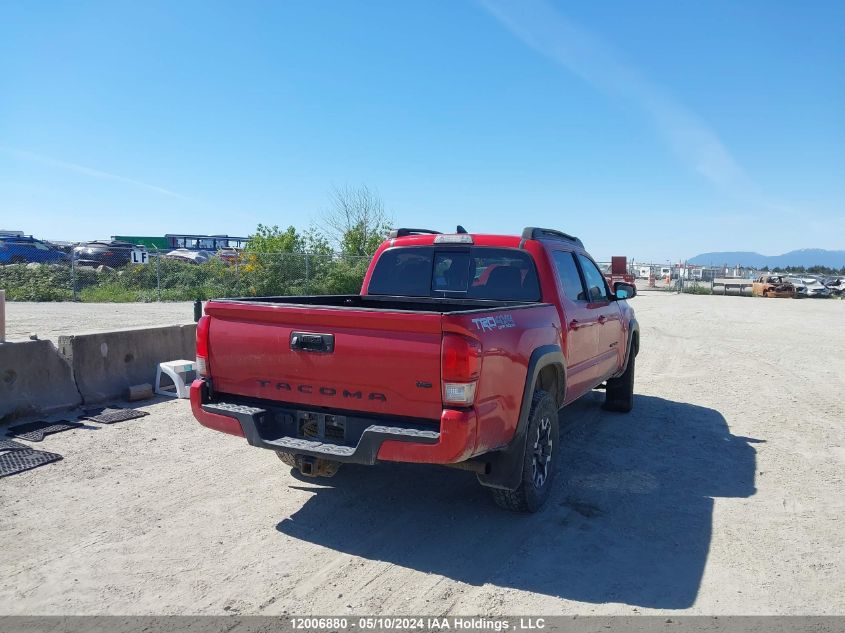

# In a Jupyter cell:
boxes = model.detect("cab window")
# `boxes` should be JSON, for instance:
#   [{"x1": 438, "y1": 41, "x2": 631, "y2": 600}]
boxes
[
  {"x1": 551, "y1": 251, "x2": 586, "y2": 302},
  {"x1": 577, "y1": 254, "x2": 609, "y2": 302},
  {"x1": 369, "y1": 246, "x2": 539, "y2": 301}
]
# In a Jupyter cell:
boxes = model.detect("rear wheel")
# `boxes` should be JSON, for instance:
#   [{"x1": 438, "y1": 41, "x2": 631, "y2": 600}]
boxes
[
  {"x1": 604, "y1": 353, "x2": 635, "y2": 412},
  {"x1": 491, "y1": 390, "x2": 559, "y2": 513}
]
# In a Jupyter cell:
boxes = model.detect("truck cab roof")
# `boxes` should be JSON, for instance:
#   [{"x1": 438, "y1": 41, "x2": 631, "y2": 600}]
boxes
[{"x1": 383, "y1": 226, "x2": 584, "y2": 252}]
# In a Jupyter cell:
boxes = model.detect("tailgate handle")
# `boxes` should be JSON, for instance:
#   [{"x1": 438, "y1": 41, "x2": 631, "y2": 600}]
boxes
[{"x1": 290, "y1": 332, "x2": 335, "y2": 353}]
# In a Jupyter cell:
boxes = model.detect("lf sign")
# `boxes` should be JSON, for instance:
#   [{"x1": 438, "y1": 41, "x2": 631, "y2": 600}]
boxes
[{"x1": 131, "y1": 249, "x2": 149, "y2": 265}]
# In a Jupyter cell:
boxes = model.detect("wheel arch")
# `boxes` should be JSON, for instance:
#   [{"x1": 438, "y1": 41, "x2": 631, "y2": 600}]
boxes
[{"x1": 477, "y1": 344, "x2": 565, "y2": 490}]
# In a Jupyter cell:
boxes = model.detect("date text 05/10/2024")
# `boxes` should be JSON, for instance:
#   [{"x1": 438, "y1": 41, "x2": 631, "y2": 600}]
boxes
[{"x1": 289, "y1": 618, "x2": 546, "y2": 631}]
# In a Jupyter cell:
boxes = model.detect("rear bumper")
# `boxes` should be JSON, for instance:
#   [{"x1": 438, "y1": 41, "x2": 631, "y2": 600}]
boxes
[{"x1": 190, "y1": 379, "x2": 477, "y2": 465}]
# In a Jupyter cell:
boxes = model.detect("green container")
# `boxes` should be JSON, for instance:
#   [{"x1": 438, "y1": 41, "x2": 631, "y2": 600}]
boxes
[{"x1": 113, "y1": 235, "x2": 169, "y2": 250}]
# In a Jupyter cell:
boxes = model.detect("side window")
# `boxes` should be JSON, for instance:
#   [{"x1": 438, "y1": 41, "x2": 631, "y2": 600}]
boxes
[
  {"x1": 551, "y1": 251, "x2": 586, "y2": 302},
  {"x1": 577, "y1": 254, "x2": 609, "y2": 302}
]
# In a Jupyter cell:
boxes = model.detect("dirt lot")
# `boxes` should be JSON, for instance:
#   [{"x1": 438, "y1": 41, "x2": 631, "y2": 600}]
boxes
[
  {"x1": 3, "y1": 301, "x2": 194, "y2": 343},
  {"x1": 1, "y1": 293, "x2": 843, "y2": 615}
]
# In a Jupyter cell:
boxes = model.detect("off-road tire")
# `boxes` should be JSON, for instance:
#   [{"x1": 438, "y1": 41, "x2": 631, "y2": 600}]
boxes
[
  {"x1": 603, "y1": 353, "x2": 635, "y2": 412},
  {"x1": 491, "y1": 390, "x2": 559, "y2": 513},
  {"x1": 276, "y1": 451, "x2": 297, "y2": 467}
]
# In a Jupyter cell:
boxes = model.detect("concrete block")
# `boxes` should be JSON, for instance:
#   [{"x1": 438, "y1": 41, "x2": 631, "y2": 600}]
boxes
[
  {"x1": 59, "y1": 324, "x2": 196, "y2": 404},
  {"x1": 0, "y1": 340, "x2": 81, "y2": 421},
  {"x1": 127, "y1": 383, "x2": 154, "y2": 402}
]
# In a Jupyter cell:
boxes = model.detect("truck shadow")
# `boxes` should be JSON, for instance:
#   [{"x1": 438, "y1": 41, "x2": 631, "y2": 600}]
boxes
[{"x1": 275, "y1": 393, "x2": 761, "y2": 609}]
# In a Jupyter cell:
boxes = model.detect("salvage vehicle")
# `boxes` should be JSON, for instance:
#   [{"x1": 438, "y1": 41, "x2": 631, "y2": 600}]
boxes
[
  {"x1": 804, "y1": 279, "x2": 832, "y2": 298},
  {"x1": 822, "y1": 277, "x2": 844, "y2": 296},
  {"x1": 751, "y1": 275, "x2": 795, "y2": 298},
  {"x1": 190, "y1": 227, "x2": 639, "y2": 512},
  {"x1": 73, "y1": 240, "x2": 144, "y2": 267},
  {"x1": 0, "y1": 234, "x2": 69, "y2": 265},
  {"x1": 787, "y1": 276, "x2": 831, "y2": 298},
  {"x1": 164, "y1": 248, "x2": 214, "y2": 264}
]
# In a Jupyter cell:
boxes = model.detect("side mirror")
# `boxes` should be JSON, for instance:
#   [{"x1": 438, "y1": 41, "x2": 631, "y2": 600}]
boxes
[{"x1": 614, "y1": 282, "x2": 637, "y2": 299}]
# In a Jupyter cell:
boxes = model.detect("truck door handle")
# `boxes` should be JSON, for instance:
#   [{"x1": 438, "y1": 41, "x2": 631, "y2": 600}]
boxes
[
  {"x1": 598, "y1": 315, "x2": 607, "y2": 324},
  {"x1": 290, "y1": 332, "x2": 335, "y2": 353}
]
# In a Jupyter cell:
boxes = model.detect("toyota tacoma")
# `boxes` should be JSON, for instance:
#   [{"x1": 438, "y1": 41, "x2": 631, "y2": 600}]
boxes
[{"x1": 191, "y1": 226, "x2": 639, "y2": 512}]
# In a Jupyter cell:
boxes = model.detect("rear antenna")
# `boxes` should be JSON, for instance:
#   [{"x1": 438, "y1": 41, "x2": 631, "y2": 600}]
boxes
[{"x1": 456, "y1": 225, "x2": 467, "y2": 234}]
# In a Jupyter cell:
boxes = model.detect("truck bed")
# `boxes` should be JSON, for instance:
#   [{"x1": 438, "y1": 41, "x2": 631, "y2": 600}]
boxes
[{"x1": 202, "y1": 295, "x2": 547, "y2": 423}]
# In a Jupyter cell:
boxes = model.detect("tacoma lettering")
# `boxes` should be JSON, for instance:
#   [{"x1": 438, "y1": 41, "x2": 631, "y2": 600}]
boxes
[{"x1": 257, "y1": 380, "x2": 385, "y2": 402}]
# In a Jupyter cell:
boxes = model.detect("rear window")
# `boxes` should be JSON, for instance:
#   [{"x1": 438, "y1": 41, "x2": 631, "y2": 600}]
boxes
[{"x1": 367, "y1": 247, "x2": 540, "y2": 301}]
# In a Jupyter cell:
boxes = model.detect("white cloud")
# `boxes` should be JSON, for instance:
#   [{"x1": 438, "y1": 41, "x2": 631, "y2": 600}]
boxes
[
  {"x1": 479, "y1": 0, "x2": 747, "y2": 188},
  {"x1": 1, "y1": 146, "x2": 193, "y2": 201}
]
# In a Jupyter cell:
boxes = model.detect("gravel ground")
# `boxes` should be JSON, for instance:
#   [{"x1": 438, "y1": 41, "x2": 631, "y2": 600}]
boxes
[
  {"x1": 0, "y1": 293, "x2": 843, "y2": 615},
  {"x1": 3, "y1": 302, "x2": 195, "y2": 343}
]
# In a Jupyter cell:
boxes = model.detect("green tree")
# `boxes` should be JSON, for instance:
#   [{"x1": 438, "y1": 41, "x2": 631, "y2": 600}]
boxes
[
  {"x1": 302, "y1": 226, "x2": 333, "y2": 257},
  {"x1": 245, "y1": 224, "x2": 303, "y2": 254}
]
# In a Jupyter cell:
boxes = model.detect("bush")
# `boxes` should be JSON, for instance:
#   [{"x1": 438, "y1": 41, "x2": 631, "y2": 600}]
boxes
[
  {"x1": 0, "y1": 254, "x2": 371, "y2": 302},
  {"x1": 0, "y1": 264, "x2": 73, "y2": 301}
]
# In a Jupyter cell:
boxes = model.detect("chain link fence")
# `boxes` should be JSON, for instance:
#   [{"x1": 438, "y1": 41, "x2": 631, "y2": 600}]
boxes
[
  {"x1": 595, "y1": 260, "x2": 725, "y2": 294},
  {"x1": 628, "y1": 262, "x2": 750, "y2": 294},
  {"x1": 10, "y1": 236, "x2": 835, "y2": 302},
  {"x1": 0, "y1": 236, "x2": 372, "y2": 302}
]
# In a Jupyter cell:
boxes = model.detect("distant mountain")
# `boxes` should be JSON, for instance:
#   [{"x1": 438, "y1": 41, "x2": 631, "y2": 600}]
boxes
[{"x1": 687, "y1": 249, "x2": 845, "y2": 269}]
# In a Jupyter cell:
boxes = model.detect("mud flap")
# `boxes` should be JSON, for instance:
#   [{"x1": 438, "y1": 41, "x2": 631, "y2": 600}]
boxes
[{"x1": 476, "y1": 432, "x2": 529, "y2": 491}]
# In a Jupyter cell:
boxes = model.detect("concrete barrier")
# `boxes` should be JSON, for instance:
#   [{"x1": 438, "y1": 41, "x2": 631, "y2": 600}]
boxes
[
  {"x1": 0, "y1": 340, "x2": 82, "y2": 420},
  {"x1": 59, "y1": 324, "x2": 196, "y2": 404}
]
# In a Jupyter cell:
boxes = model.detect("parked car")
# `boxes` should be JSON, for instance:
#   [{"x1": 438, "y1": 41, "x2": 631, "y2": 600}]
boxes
[
  {"x1": 191, "y1": 226, "x2": 640, "y2": 512},
  {"x1": 0, "y1": 235, "x2": 69, "y2": 265},
  {"x1": 164, "y1": 248, "x2": 214, "y2": 264},
  {"x1": 751, "y1": 275, "x2": 795, "y2": 298},
  {"x1": 786, "y1": 277, "x2": 830, "y2": 298},
  {"x1": 73, "y1": 240, "x2": 143, "y2": 267}
]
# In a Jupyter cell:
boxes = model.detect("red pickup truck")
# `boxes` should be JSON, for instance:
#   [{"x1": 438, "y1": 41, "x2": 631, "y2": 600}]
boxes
[{"x1": 191, "y1": 227, "x2": 639, "y2": 512}]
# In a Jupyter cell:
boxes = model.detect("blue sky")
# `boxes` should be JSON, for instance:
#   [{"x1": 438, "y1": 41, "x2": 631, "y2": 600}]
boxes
[{"x1": 1, "y1": 0, "x2": 843, "y2": 261}]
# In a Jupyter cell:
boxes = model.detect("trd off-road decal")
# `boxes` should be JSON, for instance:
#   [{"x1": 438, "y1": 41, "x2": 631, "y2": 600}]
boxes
[{"x1": 471, "y1": 314, "x2": 516, "y2": 332}]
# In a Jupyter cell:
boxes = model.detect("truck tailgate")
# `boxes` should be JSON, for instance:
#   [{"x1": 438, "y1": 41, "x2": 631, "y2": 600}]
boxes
[{"x1": 205, "y1": 301, "x2": 444, "y2": 420}]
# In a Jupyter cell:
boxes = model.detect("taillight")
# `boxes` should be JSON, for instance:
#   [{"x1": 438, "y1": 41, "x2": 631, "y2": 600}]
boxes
[
  {"x1": 441, "y1": 333, "x2": 482, "y2": 406},
  {"x1": 196, "y1": 315, "x2": 210, "y2": 376}
]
